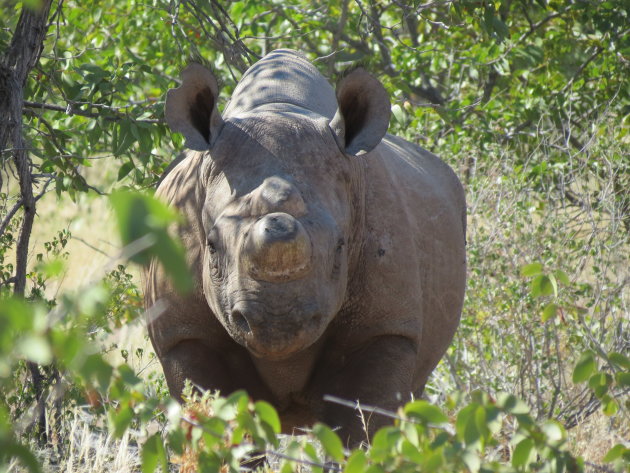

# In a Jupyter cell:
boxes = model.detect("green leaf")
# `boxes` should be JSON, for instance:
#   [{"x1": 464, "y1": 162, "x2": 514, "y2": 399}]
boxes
[
  {"x1": 167, "y1": 429, "x2": 185, "y2": 456},
  {"x1": 109, "y1": 191, "x2": 192, "y2": 292},
  {"x1": 424, "y1": 449, "x2": 445, "y2": 470},
  {"x1": 141, "y1": 434, "x2": 168, "y2": 473},
  {"x1": 588, "y1": 372, "x2": 612, "y2": 398},
  {"x1": 403, "y1": 400, "x2": 448, "y2": 424},
  {"x1": 553, "y1": 269, "x2": 570, "y2": 285},
  {"x1": 400, "y1": 420, "x2": 420, "y2": 448},
  {"x1": 36, "y1": 258, "x2": 66, "y2": 278},
  {"x1": 117, "y1": 161, "x2": 134, "y2": 181},
  {"x1": 531, "y1": 275, "x2": 554, "y2": 298},
  {"x1": 573, "y1": 351, "x2": 597, "y2": 383},
  {"x1": 364, "y1": 466, "x2": 386, "y2": 473},
  {"x1": 512, "y1": 438, "x2": 535, "y2": 467},
  {"x1": 615, "y1": 371, "x2": 630, "y2": 388},
  {"x1": 369, "y1": 427, "x2": 399, "y2": 462},
  {"x1": 541, "y1": 302, "x2": 558, "y2": 322},
  {"x1": 602, "y1": 444, "x2": 626, "y2": 462},
  {"x1": 16, "y1": 335, "x2": 52, "y2": 365},
  {"x1": 520, "y1": 262, "x2": 543, "y2": 277},
  {"x1": 118, "y1": 363, "x2": 143, "y2": 388},
  {"x1": 109, "y1": 404, "x2": 134, "y2": 438},
  {"x1": 254, "y1": 400, "x2": 281, "y2": 434},
  {"x1": 1, "y1": 442, "x2": 42, "y2": 473},
  {"x1": 496, "y1": 393, "x2": 530, "y2": 415},
  {"x1": 548, "y1": 273, "x2": 558, "y2": 297},
  {"x1": 303, "y1": 443, "x2": 322, "y2": 473},
  {"x1": 602, "y1": 396, "x2": 619, "y2": 416},
  {"x1": 312, "y1": 423, "x2": 345, "y2": 462},
  {"x1": 114, "y1": 120, "x2": 137, "y2": 156},
  {"x1": 474, "y1": 405, "x2": 490, "y2": 440},
  {"x1": 541, "y1": 420, "x2": 565, "y2": 445},
  {"x1": 79, "y1": 353, "x2": 113, "y2": 392},
  {"x1": 461, "y1": 449, "x2": 481, "y2": 473},
  {"x1": 609, "y1": 352, "x2": 630, "y2": 370},
  {"x1": 344, "y1": 449, "x2": 367, "y2": 473},
  {"x1": 456, "y1": 404, "x2": 481, "y2": 445},
  {"x1": 391, "y1": 104, "x2": 406, "y2": 124}
]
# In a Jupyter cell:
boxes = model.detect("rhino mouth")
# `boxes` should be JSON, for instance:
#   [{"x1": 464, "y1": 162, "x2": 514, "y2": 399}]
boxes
[{"x1": 228, "y1": 303, "x2": 325, "y2": 360}]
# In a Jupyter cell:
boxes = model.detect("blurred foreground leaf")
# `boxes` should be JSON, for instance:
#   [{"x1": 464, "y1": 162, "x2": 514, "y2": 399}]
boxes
[{"x1": 110, "y1": 191, "x2": 193, "y2": 293}]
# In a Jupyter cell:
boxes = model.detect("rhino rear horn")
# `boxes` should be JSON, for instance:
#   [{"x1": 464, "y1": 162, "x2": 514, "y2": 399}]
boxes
[
  {"x1": 330, "y1": 68, "x2": 391, "y2": 155},
  {"x1": 165, "y1": 63, "x2": 224, "y2": 151}
]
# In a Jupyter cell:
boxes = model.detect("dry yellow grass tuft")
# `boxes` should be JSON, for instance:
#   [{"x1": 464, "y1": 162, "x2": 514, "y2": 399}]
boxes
[{"x1": 569, "y1": 410, "x2": 629, "y2": 463}]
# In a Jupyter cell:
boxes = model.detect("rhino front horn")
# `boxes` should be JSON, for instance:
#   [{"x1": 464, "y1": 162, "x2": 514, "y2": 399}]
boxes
[{"x1": 244, "y1": 212, "x2": 312, "y2": 282}]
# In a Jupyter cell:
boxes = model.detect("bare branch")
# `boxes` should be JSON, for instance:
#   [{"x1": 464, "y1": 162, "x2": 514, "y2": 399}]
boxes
[
  {"x1": 0, "y1": 198, "x2": 23, "y2": 236},
  {"x1": 355, "y1": 0, "x2": 396, "y2": 76},
  {"x1": 0, "y1": 176, "x2": 52, "y2": 238},
  {"x1": 265, "y1": 449, "x2": 343, "y2": 471}
]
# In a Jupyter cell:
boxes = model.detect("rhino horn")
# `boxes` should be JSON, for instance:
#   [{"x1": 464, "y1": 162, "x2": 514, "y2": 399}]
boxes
[
  {"x1": 329, "y1": 67, "x2": 391, "y2": 155},
  {"x1": 165, "y1": 63, "x2": 224, "y2": 151},
  {"x1": 244, "y1": 212, "x2": 312, "y2": 283}
]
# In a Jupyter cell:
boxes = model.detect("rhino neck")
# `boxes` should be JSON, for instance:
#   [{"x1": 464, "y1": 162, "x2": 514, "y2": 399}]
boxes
[
  {"x1": 347, "y1": 154, "x2": 367, "y2": 279},
  {"x1": 223, "y1": 49, "x2": 337, "y2": 119}
]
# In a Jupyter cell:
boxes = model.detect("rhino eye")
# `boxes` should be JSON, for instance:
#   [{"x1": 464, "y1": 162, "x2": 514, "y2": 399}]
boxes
[{"x1": 206, "y1": 232, "x2": 218, "y2": 254}]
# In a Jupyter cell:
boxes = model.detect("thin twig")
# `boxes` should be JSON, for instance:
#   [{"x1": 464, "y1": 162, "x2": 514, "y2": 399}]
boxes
[
  {"x1": 324, "y1": 394, "x2": 402, "y2": 421},
  {"x1": 265, "y1": 449, "x2": 343, "y2": 472}
]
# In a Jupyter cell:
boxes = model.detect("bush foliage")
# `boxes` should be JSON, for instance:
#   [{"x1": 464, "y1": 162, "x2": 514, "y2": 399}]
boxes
[{"x1": 0, "y1": 0, "x2": 628, "y2": 472}]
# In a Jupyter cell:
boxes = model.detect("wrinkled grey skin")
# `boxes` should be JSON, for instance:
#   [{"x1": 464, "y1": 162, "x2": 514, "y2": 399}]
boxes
[{"x1": 143, "y1": 50, "x2": 466, "y2": 445}]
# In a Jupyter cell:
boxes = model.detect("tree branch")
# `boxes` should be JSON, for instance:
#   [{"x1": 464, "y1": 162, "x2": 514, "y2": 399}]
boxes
[
  {"x1": 0, "y1": 198, "x2": 24, "y2": 236},
  {"x1": 328, "y1": 0, "x2": 350, "y2": 76},
  {"x1": 23, "y1": 100, "x2": 162, "y2": 124}
]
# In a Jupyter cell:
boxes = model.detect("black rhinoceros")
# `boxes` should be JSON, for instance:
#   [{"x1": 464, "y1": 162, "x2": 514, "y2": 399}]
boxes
[{"x1": 143, "y1": 49, "x2": 466, "y2": 445}]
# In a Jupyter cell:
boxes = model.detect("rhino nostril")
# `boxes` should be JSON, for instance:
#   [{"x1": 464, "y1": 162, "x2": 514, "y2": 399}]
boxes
[{"x1": 231, "y1": 309, "x2": 251, "y2": 335}]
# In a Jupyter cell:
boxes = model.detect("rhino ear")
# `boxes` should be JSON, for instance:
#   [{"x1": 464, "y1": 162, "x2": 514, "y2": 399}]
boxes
[
  {"x1": 165, "y1": 63, "x2": 224, "y2": 151},
  {"x1": 330, "y1": 68, "x2": 391, "y2": 155}
]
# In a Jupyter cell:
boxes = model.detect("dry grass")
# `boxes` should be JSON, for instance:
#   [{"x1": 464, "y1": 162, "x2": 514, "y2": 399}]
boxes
[
  {"x1": 569, "y1": 410, "x2": 629, "y2": 463},
  {"x1": 9, "y1": 408, "x2": 141, "y2": 473}
]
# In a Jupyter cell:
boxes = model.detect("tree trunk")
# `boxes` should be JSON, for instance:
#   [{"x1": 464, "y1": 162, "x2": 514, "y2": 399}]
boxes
[{"x1": 0, "y1": 0, "x2": 54, "y2": 439}]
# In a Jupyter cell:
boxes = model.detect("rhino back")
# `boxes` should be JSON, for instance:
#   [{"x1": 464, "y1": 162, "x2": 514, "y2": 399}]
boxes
[{"x1": 223, "y1": 49, "x2": 337, "y2": 119}]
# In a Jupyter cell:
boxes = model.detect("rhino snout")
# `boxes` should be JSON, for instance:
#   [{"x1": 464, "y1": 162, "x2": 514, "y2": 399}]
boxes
[
  {"x1": 244, "y1": 212, "x2": 312, "y2": 282},
  {"x1": 230, "y1": 303, "x2": 323, "y2": 359}
]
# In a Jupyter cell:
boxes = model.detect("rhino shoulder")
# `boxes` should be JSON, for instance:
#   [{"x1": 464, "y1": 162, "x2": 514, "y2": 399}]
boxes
[
  {"x1": 156, "y1": 151, "x2": 206, "y2": 207},
  {"x1": 383, "y1": 135, "x2": 465, "y2": 204},
  {"x1": 380, "y1": 134, "x2": 466, "y2": 237},
  {"x1": 154, "y1": 151, "x2": 208, "y2": 284}
]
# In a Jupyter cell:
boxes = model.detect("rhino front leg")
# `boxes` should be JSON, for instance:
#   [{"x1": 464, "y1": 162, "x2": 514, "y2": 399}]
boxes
[
  {"x1": 159, "y1": 340, "x2": 276, "y2": 403},
  {"x1": 314, "y1": 335, "x2": 418, "y2": 447},
  {"x1": 159, "y1": 340, "x2": 234, "y2": 401}
]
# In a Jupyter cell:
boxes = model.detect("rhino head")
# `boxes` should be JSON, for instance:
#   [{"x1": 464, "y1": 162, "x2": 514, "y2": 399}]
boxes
[{"x1": 164, "y1": 50, "x2": 391, "y2": 361}]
